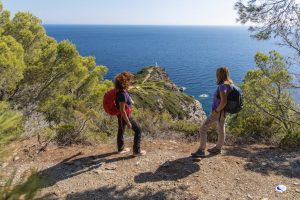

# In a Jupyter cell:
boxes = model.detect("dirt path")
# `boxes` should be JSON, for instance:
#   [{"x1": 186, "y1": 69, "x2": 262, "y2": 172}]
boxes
[
  {"x1": 2, "y1": 139, "x2": 300, "y2": 200},
  {"x1": 142, "y1": 68, "x2": 154, "y2": 84}
]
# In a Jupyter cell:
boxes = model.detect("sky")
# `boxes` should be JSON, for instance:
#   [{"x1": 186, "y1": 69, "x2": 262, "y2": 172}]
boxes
[{"x1": 2, "y1": 0, "x2": 239, "y2": 25}]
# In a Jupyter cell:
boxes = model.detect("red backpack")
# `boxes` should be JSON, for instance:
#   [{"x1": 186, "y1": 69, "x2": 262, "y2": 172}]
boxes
[{"x1": 103, "y1": 89, "x2": 132, "y2": 116}]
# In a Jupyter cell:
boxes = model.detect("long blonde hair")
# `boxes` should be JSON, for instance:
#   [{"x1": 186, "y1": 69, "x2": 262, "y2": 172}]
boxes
[{"x1": 216, "y1": 66, "x2": 233, "y2": 85}]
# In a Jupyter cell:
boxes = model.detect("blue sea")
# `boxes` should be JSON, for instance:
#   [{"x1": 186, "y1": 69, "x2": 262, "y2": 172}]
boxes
[{"x1": 44, "y1": 25, "x2": 297, "y2": 114}]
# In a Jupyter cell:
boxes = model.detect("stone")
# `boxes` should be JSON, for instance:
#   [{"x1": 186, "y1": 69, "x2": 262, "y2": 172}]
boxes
[
  {"x1": 296, "y1": 189, "x2": 300, "y2": 193},
  {"x1": 282, "y1": 161, "x2": 290, "y2": 166},
  {"x1": 93, "y1": 169, "x2": 103, "y2": 174},
  {"x1": 247, "y1": 194, "x2": 253, "y2": 199},
  {"x1": 13, "y1": 156, "x2": 20, "y2": 161},
  {"x1": 293, "y1": 182, "x2": 299, "y2": 185},
  {"x1": 261, "y1": 162, "x2": 267, "y2": 166},
  {"x1": 105, "y1": 164, "x2": 117, "y2": 170}
]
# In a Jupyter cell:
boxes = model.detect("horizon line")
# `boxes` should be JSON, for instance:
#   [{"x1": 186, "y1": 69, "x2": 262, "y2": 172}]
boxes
[{"x1": 43, "y1": 24, "x2": 246, "y2": 27}]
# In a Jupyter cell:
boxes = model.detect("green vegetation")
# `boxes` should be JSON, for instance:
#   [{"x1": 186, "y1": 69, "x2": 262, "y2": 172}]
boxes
[
  {"x1": 131, "y1": 67, "x2": 195, "y2": 120},
  {"x1": 0, "y1": 102, "x2": 23, "y2": 144},
  {"x1": 0, "y1": 2, "x2": 114, "y2": 145},
  {"x1": 0, "y1": 1, "x2": 299, "y2": 199},
  {"x1": 133, "y1": 108, "x2": 199, "y2": 137},
  {"x1": 235, "y1": 0, "x2": 300, "y2": 62},
  {"x1": 227, "y1": 51, "x2": 300, "y2": 148},
  {"x1": 0, "y1": 172, "x2": 41, "y2": 200},
  {"x1": 0, "y1": 1, "x2": 299, "y2": 152}
]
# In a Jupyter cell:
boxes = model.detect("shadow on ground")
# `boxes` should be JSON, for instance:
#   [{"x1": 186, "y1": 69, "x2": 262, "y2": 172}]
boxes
[
  {"x1": 37, "y1": 151, "x2": 134, "y2": 188},
  {"x1": 134, "y1": 157, "x2": 200, "y2": 183},
  {"x1": 41, "y1": 185, "x2": 198, "y2": 200},
  {"x1": 224, "y1": 146, "x2": 300, "y2": 178}
]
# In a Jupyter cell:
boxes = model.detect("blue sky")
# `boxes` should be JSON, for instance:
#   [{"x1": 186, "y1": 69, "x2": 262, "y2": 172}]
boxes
[{"x1": 2, "y1": 0, "x2": 239, "y2": 25}]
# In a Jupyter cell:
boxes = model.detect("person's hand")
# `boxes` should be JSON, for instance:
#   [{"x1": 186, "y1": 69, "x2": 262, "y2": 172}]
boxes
[{"x1": 127, "y1": 122, "x2": 132, "y2": 129}]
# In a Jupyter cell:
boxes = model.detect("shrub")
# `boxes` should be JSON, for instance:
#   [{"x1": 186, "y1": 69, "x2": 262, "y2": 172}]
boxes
[
  {"x1": 0, "y1": 101, "x2": 23, "y2": 145},
  {"x1": 227, "y1": 51, "x2": 300, "y2": 146},
  {"x1": 169, "y1": 120, "x2": 199, "y2": 135},
  {"x1": 0, "y1": 172, "x2": 41, "y2": 200}
]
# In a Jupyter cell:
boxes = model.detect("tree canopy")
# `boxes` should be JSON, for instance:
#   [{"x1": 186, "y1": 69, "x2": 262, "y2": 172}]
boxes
[
  {"x1": 235, "y1": 0, "x2": 300, "y2": 62},
  {"x1": 0, "y1": 1, "x2": 113, "y2": 144}
]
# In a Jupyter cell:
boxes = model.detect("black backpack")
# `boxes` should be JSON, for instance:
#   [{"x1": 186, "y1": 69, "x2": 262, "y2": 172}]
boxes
[{"x1": 217, "y1": 84, "x2": 243, "y2": 114}]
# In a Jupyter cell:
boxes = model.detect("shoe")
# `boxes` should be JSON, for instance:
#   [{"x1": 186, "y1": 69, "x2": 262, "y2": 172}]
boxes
[
  {"x1": 207, "y1": 146, "x2": 221, "y2": 154},
  {"x1": 133, "y1": 150, "x2": 146, "y2": 157},
  {"x1": 118, "y1": 148, "x2": 130, "y2": 154},
  {"x1": 191, "y1": 149, "x2": 206, "y2": 158}
]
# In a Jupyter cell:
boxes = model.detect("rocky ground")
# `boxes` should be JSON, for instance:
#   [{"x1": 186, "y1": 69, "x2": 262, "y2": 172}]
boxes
[{"x1": 1, "y1": 138, "x2": 300, "y2": 200}]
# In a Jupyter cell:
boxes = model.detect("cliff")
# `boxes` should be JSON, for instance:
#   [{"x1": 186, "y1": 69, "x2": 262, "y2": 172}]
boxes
[{"x1": 130, "y1": 66, "x2": 206, "y2": 122}]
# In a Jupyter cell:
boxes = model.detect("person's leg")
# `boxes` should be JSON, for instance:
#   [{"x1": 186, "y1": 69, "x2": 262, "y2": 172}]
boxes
[
  {"x1": 117, "y1": 115, "x2": 126, "y2": 152},
  {"x1": 192, "y1": 112, "x2": 219, "y2": 157},
  {"x1": 129, "y1": 117, "x2": 142, "y2": 154},
  {"x1": 215, "y1": 113, "x2": 227, "y2": 149},
  {"x1": 199, "y1": 112, "x2": 219, "y2": 150}
]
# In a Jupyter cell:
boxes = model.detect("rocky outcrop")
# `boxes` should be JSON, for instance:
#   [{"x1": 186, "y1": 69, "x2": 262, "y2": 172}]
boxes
[
  {"x1": 131, "y1": 66, "x2": 206, "y2": 122},
  {"x1": 182, "y1": 98, "x2": 206, "y2": 123}
]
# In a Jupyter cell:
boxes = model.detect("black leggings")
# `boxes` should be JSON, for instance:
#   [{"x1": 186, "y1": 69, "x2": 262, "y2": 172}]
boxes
[{"x1": 117, "y1": 115, "x2": 142, "y2": 153}]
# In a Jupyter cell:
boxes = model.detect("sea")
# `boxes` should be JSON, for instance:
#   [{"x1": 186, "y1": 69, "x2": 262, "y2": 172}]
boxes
[{"x1": 44, "y1": 25, "x2": 298, "y2": 114}]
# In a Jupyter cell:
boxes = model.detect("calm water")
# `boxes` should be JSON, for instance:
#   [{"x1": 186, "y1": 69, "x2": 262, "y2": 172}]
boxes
[{"x1": 44, "y1": 25, "x2": 294, "y2": 114}]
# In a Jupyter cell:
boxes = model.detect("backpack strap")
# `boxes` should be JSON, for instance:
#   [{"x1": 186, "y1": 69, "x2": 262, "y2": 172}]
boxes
[
  {"x1": 217, "y1": 84, "x2": 231, "y2": 121},
  {"x1": 117, "y1": 90, "x2": 129, "y2": 129},
  {"x1": 216, "y1": 83, "x2": 231, "y2": 99}
]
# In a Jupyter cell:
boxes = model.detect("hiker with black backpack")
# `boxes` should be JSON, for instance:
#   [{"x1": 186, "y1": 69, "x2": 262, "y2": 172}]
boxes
[
  {"x1": 192, "y1": 67, "x2": 243, "y2": 158},
  {"x1": 103, "y1": 72, "x2": 146, "y2": 156}
]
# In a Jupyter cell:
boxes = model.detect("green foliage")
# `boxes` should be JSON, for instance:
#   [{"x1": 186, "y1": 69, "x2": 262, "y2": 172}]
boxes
[
  {"x1": 0, "y1": 101, "x2": 23, "y2": 145},
  {"x1": 235, "y1": 0, "x2": 300, "y2": 63},
  {"x1": 0, "y1": 172, "x2": 41, "y2": 200},
  {"x1": 130, "y1": 81, "x2": 194, "y2": 120},
  {"x1": 55, "y1": 124, "x2": 78, "y2": 145},
  {"x1": 228, "y1": 51, "x2": 300, "y2": 145},
  {"x1": 169, "y1": 120, "x2": 199, "y2": 135},
  {"x1": 0, "y1": 34, "x2": 25, "y2": 99},
  {"x1": 0, "y1": 3, "x2": 114, "y2": 145},
  {"x1": 280, "y1": 130, "x2": 300, "y2": 149}
]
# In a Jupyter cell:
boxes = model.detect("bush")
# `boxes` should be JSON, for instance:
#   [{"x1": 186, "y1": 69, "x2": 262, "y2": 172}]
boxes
[
  {"x1": 227, "y1": 51, "x2": 300, "y2": 146},
  {"x1": 0, "y1": 101, "x2": 23, "y2": 145},
  {"x1": 280, "y1": 130, "x2": 300, "y2": 150},
  {"x1": 133, "y1": 108, "x2": 172, "y2": 136},
  {"x1": 54, "y1": 124, "x2": 83, "y2": 146},
  {"x1": 169, "y1": 120, "x2": 199, "y2": 135},
  {"x1": 0, "y1": 172, "x2": 41, "y2": 200}
]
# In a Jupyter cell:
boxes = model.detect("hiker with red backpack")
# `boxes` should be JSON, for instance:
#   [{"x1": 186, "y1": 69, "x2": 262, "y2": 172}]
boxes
[
  {"x1": 192, "y1": 67, "x2": 243, "y2": 158},
  {"x1": 103, "y1": 72, "x2": 146, "y2": 156}
]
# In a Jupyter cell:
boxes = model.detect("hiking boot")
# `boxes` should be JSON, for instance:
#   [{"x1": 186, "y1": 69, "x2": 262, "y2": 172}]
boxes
[
  {"x1": 133, "y1": 150, "x2": 146, "y2": 157},
  {"x1": 191, "y1": 149, "x2": 206, "y2": 158},
  {"x1": 118, "y1": 148, "x2": 130, "y2": 154},
  {"x1": 207, "y1": 146, "x2": 221, "y2": 154}
]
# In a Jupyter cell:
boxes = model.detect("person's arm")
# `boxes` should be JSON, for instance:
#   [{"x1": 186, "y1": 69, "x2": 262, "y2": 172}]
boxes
[
  {"x1": 119, "y1": 102, "x2": 132, "y2": 129},
  {"x1": 215, "y1": 89, "x2": 228, "y2": 113}
]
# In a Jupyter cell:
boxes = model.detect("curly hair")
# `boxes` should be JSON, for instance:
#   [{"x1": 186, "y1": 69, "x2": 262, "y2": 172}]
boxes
[{"x1": 114, "y1": 72, "x2": 134, "y2": 90}]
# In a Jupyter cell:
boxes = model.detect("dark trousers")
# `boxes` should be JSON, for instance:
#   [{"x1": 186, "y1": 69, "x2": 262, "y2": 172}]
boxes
[{"x1": 117, "y1": 115, "x2": 142, "y2": 153}]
